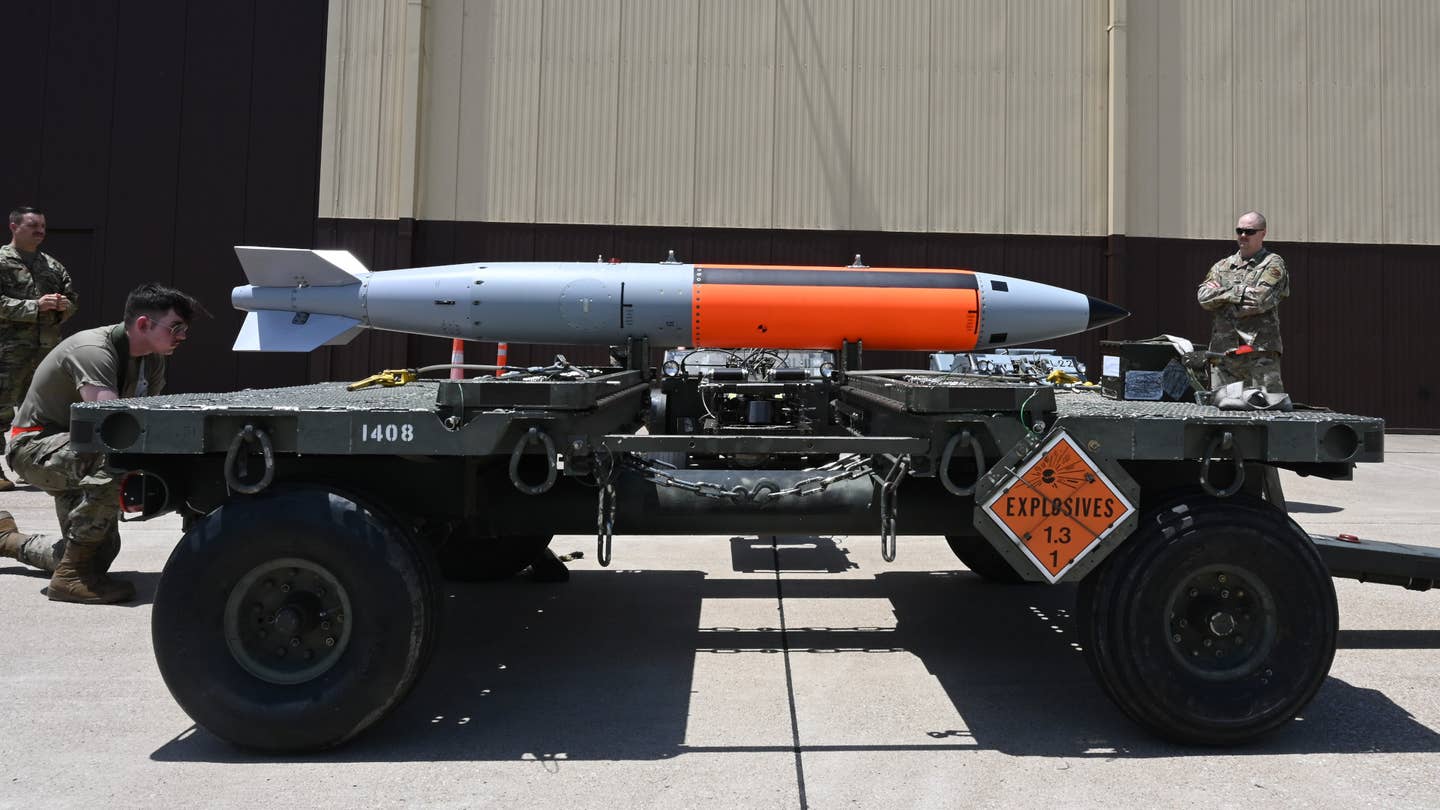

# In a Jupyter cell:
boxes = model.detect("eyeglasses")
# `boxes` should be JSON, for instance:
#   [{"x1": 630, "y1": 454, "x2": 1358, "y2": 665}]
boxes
[
  {"x1": 1235, "y1": 227, "x2": 1261, "y2": 236},
  {"x1": 162, "y1": 320, "x2": 189, "y2": 338}
]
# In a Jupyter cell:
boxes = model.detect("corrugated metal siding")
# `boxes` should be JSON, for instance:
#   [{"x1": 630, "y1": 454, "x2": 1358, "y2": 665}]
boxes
[
  {"x1": 535, "y1": 1, "x2": 622, "y2": 224},
  {"x1": 322, "y1": 0, "x2": 1440, "y2": 245},
  {"x1": 615, "y1": 0, "x2": 699, "y2": 227},
  {"x1": 456, "y1": 0, "x2": 543, "y2": 222},
  {"x1": 1007, "y1": 0, "x2": 1086, "y2": 236},
  {"x1": 928, "y1": 1, "x2": 1008, "y2": 235},
  {"x1": 850, "y1": 0, "x2": 929, "y2": 232},
  {"x1": 1230, "y1": 0, "x2": 1308, "y2": 244},
  {"x1": 329, "y1": 1, "x2": 399, "y2": 219},
  {"x1": 417, "y1": 0, "x2": 464, "y2": 221},
  {"x1": 1381, "y1": 0, "x2": 1440, "y2": 245},
  {"x1": 1080, "y1": 0, "x2": 1108, "y2": 238},
  {"x1": 772, "y1": 0, "x2": 853, "y2": 231},
  {"x1": 694, "y1": 0, "x2": 777, "y2": 229},
  {"x1": 1309, "y1": 1, "x2": 1383, "y2": 244}
]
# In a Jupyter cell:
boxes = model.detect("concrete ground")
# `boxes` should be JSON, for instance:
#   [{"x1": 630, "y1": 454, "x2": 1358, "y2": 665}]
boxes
[{"x1": 1, "y1": 437, "x2": 1437, "y2": 809}]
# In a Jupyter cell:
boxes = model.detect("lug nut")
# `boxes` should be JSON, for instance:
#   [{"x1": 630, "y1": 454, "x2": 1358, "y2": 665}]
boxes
[
  {"x1": 325, "y1": 637, "x2": 336, "y2": 647},
  {"x1": 290, "y1": 637, "x2": 301, "y2": 648}
]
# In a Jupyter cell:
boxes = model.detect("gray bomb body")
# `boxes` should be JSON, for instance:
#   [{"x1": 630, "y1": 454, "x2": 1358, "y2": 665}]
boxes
[{"x1": 229, "y1": 246, "x2": 1127, "y2": 352}]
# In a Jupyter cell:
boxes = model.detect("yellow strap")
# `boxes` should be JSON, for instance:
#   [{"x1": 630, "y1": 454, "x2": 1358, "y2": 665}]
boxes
[{"x1": 346, "y1": 369, "x2": 419, "y2": 391}]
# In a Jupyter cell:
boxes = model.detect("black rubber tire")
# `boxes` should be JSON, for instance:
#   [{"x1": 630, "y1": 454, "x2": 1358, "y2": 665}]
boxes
[
  {"x1": 1079, "y1": 493, "x2": 1338, "y2": 745},
  {"x1": 438, "y1": 533, "x2": 554, "y2": 582},
  {"x1": 152, "y1": 486, "x2": 436, "y2": 752},
  {"x1": 944, "y1": 534, "x2": 1027, "y2": 584}
]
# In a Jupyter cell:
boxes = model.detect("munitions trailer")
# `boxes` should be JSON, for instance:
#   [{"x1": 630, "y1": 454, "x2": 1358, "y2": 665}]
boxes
[{"x1": 72, "y1": 344, "x2": 1433, "y2": 752}]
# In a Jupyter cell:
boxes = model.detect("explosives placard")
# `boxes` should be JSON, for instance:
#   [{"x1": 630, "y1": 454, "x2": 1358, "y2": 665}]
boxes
[{"x1": 980, "y1": 431, "x2": 1136, "y2": 583}]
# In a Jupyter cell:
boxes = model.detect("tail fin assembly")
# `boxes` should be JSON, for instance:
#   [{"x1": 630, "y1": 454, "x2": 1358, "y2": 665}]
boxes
[
  {"x1": 231, "y1": 247, "x2": 367, "y2": 351},
  {"x1": 233, "y1": 246, "x2": 367, "y2": 288},
  {"x1": 234, "y1": 310, "x2": 363, "y2": 352}
]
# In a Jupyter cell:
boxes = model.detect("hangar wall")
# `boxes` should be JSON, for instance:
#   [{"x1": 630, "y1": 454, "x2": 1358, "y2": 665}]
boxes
[{"x1": 320, "y1": 0, "x2": 1440, "y2": 247}]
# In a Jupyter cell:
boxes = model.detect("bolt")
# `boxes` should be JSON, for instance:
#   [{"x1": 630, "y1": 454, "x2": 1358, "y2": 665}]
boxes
[
  {"x1": 1178, "y1": 619, "x2": 1188, "y2": 628},
  {"x1": 1172, "y1": 634, "x2": 1182, "y2": 643},
  {"x1": 1237, "y1": 590, "x2": 1245, "y2": 598},
  {"x1": 290, "y1": 636, "x2": 301, "y2": 648},
  {"x1": 1260, "y1": 678, "x2": 1269, "y2": 686},
  {"x1": 1220, "y1": 589, "x2": 1230, "y2": 599},
  {"x1": 1264, "y1": 668, "x2": 1273, "y2": 677},
  {"x1": 321, "y1": 621, "x2": 331, "y2": 630},
  {"x1": 317, "y1": 587, "x2": 326, "y2": 597},
  {"x1": 325, "y1": 637, "x2": 336, "y2": 647},
  {"x1": 1218, "y1": 574, "x2": 1227, "y2": 583},
  {"x1": 1191, "y1": 650, "x2": 1199, "y2": 657},
  {"x1": 1203, "y1": 638, "x2": 1212, "y2": 647},
  {"x1": 1215, "y1": 649, "x2": 1224, "y2": 657},
  {"x1": 1235, "y1": 635, "x2": 1245, "y2": 644},
  {"x1": 1189, "y1": 588, "x2": 1199, "y2": 597}
]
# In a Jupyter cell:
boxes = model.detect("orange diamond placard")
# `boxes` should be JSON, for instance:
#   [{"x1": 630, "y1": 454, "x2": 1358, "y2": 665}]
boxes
[{"x1": 980, "y1": 431, "x2": 1135, "y2": 583}]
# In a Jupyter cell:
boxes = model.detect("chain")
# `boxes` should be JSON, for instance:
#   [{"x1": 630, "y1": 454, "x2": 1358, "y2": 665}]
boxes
[
  {"x1": 622, "y1": 453, "x2": 874, "y2": 504},
  {"x1": 878, "y1": 456, "x2": 909, "y2": 562}
]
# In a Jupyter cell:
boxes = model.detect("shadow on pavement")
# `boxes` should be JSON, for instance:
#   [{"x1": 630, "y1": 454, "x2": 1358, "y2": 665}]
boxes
[
  {"x1": 1287, "y1": 502, "x2": 1345, "y2": 514},
  {"x1": 149, "y1": 535, "x2": 1440, "y2": 763}
]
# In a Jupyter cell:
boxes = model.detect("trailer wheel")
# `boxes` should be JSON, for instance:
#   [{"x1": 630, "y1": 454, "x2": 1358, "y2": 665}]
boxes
[
  {"x1": 1078, "y1": 494, "x2": 1337, "y2": 745},
  {"x1": 944, "y1": 534, "x2": 1027, "y2": 583},
  {"x1": 438, "y1": 533, "x2": 554, "y2": 582},
  {"x1": 152, "y1": 486, "x2": 437, "y2": 752}
]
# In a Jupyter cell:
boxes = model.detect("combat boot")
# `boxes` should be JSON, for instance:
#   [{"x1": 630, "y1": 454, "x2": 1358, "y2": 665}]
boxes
[
  {"x1": 0, "y1": 472, "x2": 13, "y2": 492},
  {"x1": 0, "y1": 510, "x2": 30, "y2": 558},
  {"x1": 47, "y1": 540, "x2": 135, "y2": 604}
]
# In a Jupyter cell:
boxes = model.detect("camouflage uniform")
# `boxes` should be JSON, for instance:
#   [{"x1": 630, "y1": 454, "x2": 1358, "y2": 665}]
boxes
[
  {"x1": 1197, "y1": 248, "x2": 1288, "y2": 392},
  {"x1": 6, "y1": 324, "x2": 164, "y2": 565},
  {"x1": 0, "y1": 243, "x2": 78, "y2": 457}
]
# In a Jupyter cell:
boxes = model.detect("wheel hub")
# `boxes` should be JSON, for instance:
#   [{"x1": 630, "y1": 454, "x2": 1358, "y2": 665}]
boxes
[
  {"x1": 1166, "y1": 565, "x2": 1275, "y2": 679},
  {"x1": 224, "y1": 557, "x2": 354, "y2": 685}
]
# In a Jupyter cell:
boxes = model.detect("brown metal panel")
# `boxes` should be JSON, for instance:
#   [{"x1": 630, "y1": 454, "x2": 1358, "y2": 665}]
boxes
[
  {"x1": 169, "y1": 2, "x2": 257, "y2": 395},
  {"x1": 455, "y1": 222, "x2": 538, "y2": 262},
  {"x1": 691, "y1": 229, "x2": 774, "y2": 264},
  {"x1": 36, "y1": 0, "x2": 118, "y2": 231},
  {"x1": 614, "y1": 228, "x2": 695, "y2": 267},
  {"x1": 1380, "y1": 246, "x2": 1440, "y2": 429},
  {"x1": 1294, "y1": 244, "x2": 1386, "y2": 416},
  {"x1": 532, "y1": 224, "x2": 616, "y2": 263},
  {"x1": 1124, "y1": 237, "x2": 1225, "y2": 350},
  {"x1": 102, "y1": 0, "x2": 186, "y2": 319},
  {"x1": 0, "y1": 4, "x2": 48, "y2": 206}
]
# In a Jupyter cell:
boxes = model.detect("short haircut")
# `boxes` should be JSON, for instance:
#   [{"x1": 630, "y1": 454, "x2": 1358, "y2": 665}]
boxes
[
  {"x1": 1240, "y1": 210, "x2": 1268, "y2": 230},
  {"x1": 123, "y1": 282, "x2": 205, "y2": 327},
  {"x1": 9, "y1": 207, "x2": 40, "y2": 226}
]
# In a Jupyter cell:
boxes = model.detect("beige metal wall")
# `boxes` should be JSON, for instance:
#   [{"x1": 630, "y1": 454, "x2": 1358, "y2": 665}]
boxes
[
  {"x1": 318, "y1": 0, "x2": 1440, "y2": 245},
  {"x1": 1125, "y1": 0, "x2": 1440, "y2": 244}
]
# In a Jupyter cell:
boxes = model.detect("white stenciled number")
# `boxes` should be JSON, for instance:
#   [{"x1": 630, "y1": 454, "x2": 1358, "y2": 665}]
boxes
[{"x1": 361, "y1": 423, "x2": 415, "y2": 442}]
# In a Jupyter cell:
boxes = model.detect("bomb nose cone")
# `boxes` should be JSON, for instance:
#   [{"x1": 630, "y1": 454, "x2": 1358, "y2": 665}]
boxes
[{"x1": 1086, "y1": 296, "x2": 1129, "y2": 330}]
